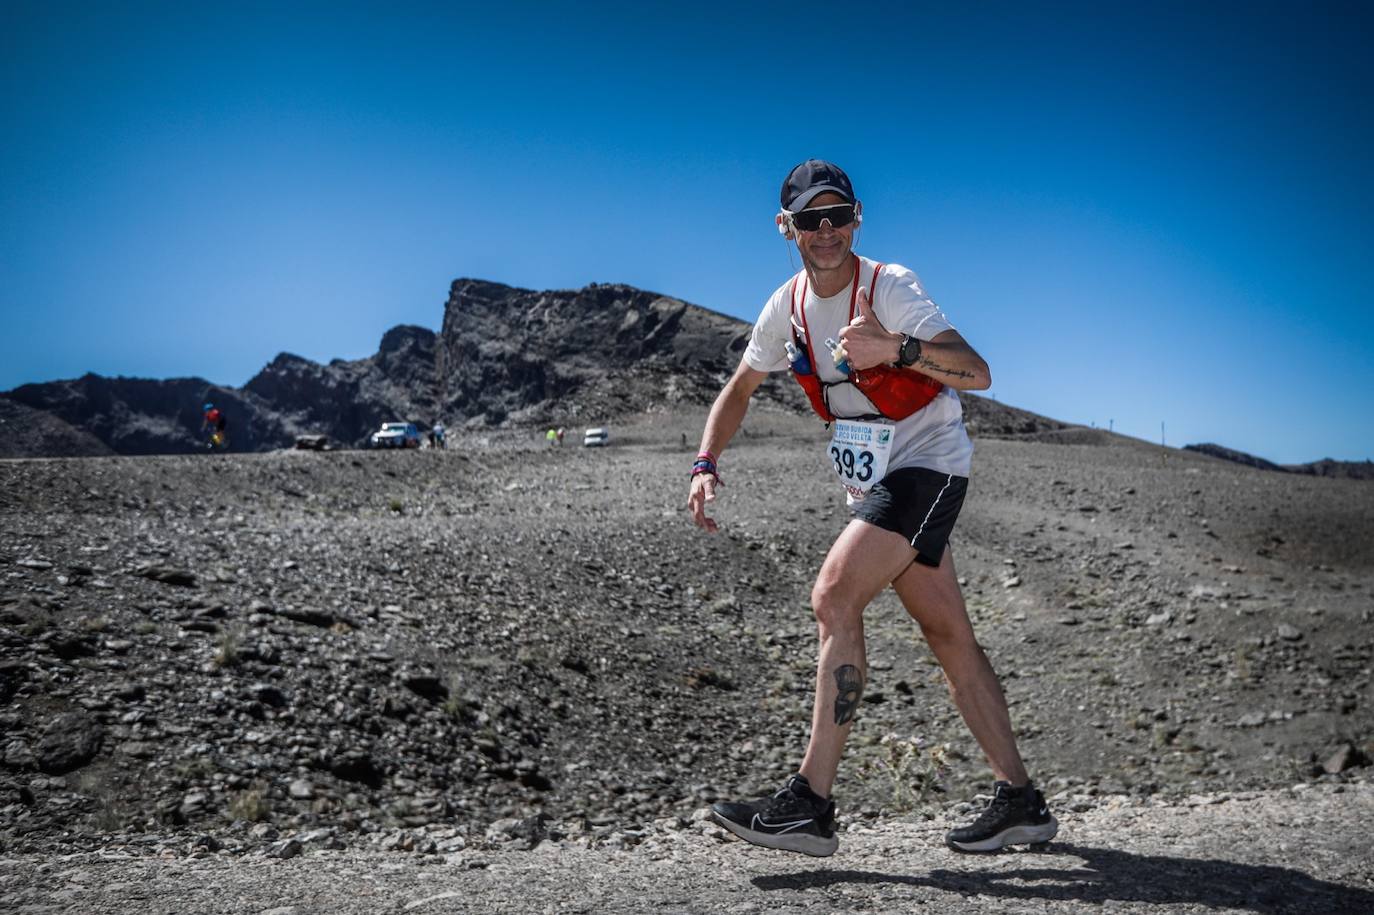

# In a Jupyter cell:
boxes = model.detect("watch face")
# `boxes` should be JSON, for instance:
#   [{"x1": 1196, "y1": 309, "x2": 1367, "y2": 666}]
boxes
[{"x1": 901, "y1": 336, "x2": 920, "y2": 365}]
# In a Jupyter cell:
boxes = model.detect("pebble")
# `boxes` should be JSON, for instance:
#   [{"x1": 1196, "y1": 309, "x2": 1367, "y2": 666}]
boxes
[{"x1": 266, "y1": 839, "x2": 302, "y2": 860}]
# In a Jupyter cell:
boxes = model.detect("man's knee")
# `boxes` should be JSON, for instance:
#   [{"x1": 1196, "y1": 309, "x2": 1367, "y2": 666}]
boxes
[{"x1": 810, "y1": 580, "x2": 863, "y2": 633}]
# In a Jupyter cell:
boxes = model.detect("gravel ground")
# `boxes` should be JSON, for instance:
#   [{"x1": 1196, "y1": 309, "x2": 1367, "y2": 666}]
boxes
[
  {"x1": 3, "y1": 783, "x2": 1370, "y2": 914},
  {"x1": 3, "y1": 407, "x2": 1372, "y2": 912}
]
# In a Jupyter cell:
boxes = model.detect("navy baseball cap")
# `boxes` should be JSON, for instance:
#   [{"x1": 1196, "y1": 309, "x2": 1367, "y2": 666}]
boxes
[{"x1": 781, "y1": 159, "x2": 856, "y2": 212}]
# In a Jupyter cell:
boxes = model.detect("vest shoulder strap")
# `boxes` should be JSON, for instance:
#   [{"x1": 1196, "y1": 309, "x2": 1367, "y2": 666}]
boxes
[
  {"x1": 789, "y1": 272, "x2": 821, "y2": 369},
  {"x1": 870, "y1": 261, "x2": 885, "y2": 306}
]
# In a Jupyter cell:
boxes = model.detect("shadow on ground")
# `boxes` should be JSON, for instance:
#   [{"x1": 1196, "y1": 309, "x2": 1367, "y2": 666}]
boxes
[{"x1": 753, "y1": 843, "x2": 1374, "y2": 913}]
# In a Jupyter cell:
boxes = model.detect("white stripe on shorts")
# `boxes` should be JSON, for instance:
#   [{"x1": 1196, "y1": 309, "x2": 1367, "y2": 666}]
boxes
[{"x1": 911, "y1": 473, "x2": 954, "y2": 547}]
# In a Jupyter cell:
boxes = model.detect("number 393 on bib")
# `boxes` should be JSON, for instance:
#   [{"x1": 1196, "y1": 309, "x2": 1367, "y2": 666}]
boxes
[{"x1": 826, "y1": 420, "x2": 894, "y2": 495}]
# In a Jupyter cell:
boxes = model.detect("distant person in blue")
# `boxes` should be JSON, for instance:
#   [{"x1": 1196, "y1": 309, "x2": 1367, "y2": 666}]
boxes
[{"x1": 687, "y1": 160, "x2": 1057, "y2": 856}]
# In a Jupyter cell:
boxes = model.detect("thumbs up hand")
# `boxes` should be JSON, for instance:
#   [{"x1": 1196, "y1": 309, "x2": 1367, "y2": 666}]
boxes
[{"x1": 839, "y1": 287, "x2": 902, "y2": 370}]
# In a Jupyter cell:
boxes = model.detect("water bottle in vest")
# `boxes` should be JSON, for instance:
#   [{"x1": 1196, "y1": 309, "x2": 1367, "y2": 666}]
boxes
[
  {"x1": 824, "y1": 338, "x2": 851, "y2": 376},
  {"x1": 785, "y1": 340, "x2": 813, "y2": 375}
]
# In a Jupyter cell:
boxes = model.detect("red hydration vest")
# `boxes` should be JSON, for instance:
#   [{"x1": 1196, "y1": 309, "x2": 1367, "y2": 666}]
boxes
[{"x1": 788, "y1": 260, "x2": 944, "y2": 423}]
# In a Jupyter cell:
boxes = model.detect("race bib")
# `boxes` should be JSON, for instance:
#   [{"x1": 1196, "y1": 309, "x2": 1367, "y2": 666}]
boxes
[{"x1": 827, "y1": 419, "x2": 894, "y2": 498}]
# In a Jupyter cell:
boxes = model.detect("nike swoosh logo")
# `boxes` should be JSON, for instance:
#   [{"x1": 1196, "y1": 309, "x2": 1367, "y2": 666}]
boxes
[
  {"x1": 752, "y1": 814, "x2": 813, "y2": 833},
  {"x1": 1038, "y1": 807, "x2": 1049, "y2": 817}
]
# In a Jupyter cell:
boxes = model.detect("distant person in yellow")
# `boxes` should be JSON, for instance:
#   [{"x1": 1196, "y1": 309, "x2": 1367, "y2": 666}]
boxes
[
  {"x1": 546, "y1": 428, "x2": 557, "y2": 446},
  {"x1": 687, "y1": 160, "x2": 1056, "y2": 857}
]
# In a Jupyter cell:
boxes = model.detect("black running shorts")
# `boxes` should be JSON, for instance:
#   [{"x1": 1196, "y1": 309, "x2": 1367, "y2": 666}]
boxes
[{"x1": 849, "y1": 466, "x2": 969, "y2": 567}]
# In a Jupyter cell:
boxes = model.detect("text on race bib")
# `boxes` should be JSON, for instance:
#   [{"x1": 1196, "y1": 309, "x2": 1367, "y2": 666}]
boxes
[{"x1": 827, "y1": 419, "x2": 894, "y2": 496}]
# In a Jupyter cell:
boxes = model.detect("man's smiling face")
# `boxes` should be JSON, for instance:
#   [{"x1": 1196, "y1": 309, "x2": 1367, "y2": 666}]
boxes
[{"x1": 794, "y1": 191, "x2": 858, "y2": 273}]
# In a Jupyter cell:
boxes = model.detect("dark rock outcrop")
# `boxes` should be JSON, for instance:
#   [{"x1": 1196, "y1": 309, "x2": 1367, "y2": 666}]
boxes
[
  {"x1": 1285, "y1": 458, "x2": 1374, "y2": 481},
  {"x1": 36, "y1": 713, "x2": 102, "y2": 774},
  {"x1": 1185, "y1": 443, "x2": 1286, "y2": 472},
  {"x1": 4, "y1": 374, "x2": 286, "y2": 455},
  {"x1": 1186, "y1": 443, "x2": 1373, "y2": 480},
  {"x1": 959, "y1": 393, "x2": 1070, "y2": 440},
  {"x1": 242, "y1": 325, "x2": 439, "y2": 448},
  {"x1": 435, "y1": 279, "x2": 778, "y2": 425},
  {"x1": 0, "y1": 396, "x2": 113, "y2": 458},
  {"x1": 3, "y1": 280, "x2": 793, "y2": 455}
]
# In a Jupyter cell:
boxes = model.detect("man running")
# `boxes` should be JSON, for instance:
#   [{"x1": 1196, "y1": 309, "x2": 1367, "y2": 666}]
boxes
[
  {"x1": 201, "y1": 402, "x2": 228, "y2": 449},
  {"x1": 687, "y1": 160, "x2": 1056, "y2": 857}
]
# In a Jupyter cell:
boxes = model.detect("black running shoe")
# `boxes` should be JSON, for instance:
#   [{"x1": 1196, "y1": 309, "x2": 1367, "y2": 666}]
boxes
[
  {"x1": 710, "y1": 774, "x2": 838, "y2": 857},
  {"x1": 945, "y1": 781, "x2": 1058, "y2": 853}
]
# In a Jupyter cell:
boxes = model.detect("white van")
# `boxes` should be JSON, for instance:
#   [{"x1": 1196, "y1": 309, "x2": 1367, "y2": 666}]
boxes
[{"x1": 583, "y1": 427, "x2": 610, "y2": 447}]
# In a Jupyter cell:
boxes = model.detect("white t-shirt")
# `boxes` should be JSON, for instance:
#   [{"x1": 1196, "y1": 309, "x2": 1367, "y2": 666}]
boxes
[{"x1": 743, "y1": 255, "x2": 974, "y2": 478}]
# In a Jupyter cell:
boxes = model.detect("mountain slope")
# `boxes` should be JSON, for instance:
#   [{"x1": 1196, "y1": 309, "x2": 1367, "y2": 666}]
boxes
[
  {"x1": 1186, "y1": 442, "x2": 1374, "y2": 480},
  {"x1": 5, "y1": 278, "x2": 1068, "y2": 457},
  {"x1": 0, "y1": 396, "x2": 112, "y2": 459}
]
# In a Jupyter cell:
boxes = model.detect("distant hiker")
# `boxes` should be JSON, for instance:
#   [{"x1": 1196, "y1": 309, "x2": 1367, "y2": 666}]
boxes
[
  {"x1": 201, "y1": 402, "x2": 228, "y2": 450},
  {"x1": 434, "y1": 422, "x2": 446, "y2": 450},
  {"x1": 546, "y1": 428, "x2": 557, "y2": 446},
  {"x1": 688, "y1": 160, "x2": 1056, "y2": 857},
  {"x1": 427, "y1": 428, "x2": 436, "y2": 448},
  {"x1": 556, "y1": 427, "x2": 565, "y2": 446}
]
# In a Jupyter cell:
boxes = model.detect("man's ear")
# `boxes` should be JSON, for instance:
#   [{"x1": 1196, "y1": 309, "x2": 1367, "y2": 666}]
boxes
[
  {"x1": 776, "y1": 212, "x2": 793, "y2": 239},
  {"x1": 854, "y1": 200, "x2": 863, "y2": 225}
]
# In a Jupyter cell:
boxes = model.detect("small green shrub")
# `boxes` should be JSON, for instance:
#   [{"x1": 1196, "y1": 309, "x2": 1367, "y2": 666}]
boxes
[
  {"x1": 77, "y1": 770, "x2": 126, "y2": 833},
  {"x1": 213, "y1": 627, "x2": 242, "y2": 668},
  {"x1": 442, "y1": 672, "x2": 466, "y2": 717},
  {"x1": 853, "y1": 733, "x2": 951, "y2": 815},
  {"x1": 20, "y1": 618, "x2": 49, "y2": 637},
  {"x1": 227, "y1": 783, "x2": 272, "y2": 822}
]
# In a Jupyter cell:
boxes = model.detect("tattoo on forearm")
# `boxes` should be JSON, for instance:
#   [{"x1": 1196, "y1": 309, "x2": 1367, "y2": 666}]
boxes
[
  {"x1": 833, "y1": 664, "x2": 864, "y2": 725},
  {"x1": 916, "y1": 356, "x2": 976, "y2": 380}
]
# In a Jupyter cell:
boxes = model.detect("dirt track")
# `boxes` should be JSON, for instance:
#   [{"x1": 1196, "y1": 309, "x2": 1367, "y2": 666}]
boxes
[
  {"x1": 3, "y1": 409, "x2": 1372, "y2": 912},
  {"x1": 4, "y1": 783, "x2": 1371, "y2": 914}
]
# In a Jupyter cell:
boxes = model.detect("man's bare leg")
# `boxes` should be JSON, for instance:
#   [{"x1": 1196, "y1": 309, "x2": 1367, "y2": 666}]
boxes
[
  {"x1": 799, "y1": 520, "x2": 920, "y2": 798},
  {"x1": 892, "y1": 547, "x2": 1029, "y2": 785}
]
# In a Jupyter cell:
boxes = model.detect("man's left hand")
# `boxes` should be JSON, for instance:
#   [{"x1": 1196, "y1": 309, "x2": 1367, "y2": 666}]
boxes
[{"x1": 839, "y1": 288, "x2": 901, "y2": 371}]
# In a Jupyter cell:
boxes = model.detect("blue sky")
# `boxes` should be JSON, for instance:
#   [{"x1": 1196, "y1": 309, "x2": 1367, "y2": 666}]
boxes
[{"x1": 3, "y1": 1, "x2": 1371, "y2": 463}]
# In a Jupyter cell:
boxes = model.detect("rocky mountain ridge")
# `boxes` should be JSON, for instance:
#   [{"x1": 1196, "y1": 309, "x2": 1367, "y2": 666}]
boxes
[
  {"x1": 2, "y1": 278, "x2": 1092, "y2": 458},
  {"x1": 2, "y1": 279, "x2": 791, "y2": 456},
  {"x1": 1185, "y1": 442, "x2": 1374, "y2": 480},
  {"x1": 6, "y1": 276, "x2": 1364, "y2": 471}
]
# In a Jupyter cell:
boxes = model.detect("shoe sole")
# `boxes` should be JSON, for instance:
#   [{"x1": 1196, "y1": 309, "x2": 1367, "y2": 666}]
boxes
[
  {"x1": 710, "y1": 811, "x2": 839, "y2": 857},
  {"x1": 946, "y1": 817, "x2": 1059, "y2": 853}
]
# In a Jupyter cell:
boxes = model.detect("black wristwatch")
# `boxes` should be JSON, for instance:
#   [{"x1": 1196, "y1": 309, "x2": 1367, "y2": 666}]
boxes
[{"x1": 897, "y1": 333, "x2": 922, "y2": 367}]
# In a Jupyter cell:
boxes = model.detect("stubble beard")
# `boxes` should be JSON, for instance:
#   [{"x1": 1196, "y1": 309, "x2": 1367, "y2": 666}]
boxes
[{"x1": 801, "y1": 240, "x2": 854, "y2": 283}]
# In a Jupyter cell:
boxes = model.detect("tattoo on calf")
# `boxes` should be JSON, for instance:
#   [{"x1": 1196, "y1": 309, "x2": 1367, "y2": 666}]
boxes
[{"x1": 833, "y1": 664, "x2": 864, "y2": 725}]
